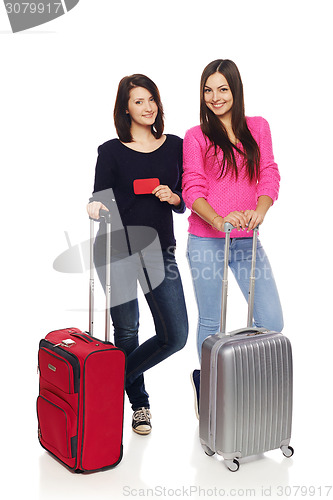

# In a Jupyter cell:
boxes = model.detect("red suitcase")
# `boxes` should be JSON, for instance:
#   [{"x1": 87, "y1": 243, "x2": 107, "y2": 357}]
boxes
[{"x1": 37, "y1": 211, "x2": 126, "y2": 473}]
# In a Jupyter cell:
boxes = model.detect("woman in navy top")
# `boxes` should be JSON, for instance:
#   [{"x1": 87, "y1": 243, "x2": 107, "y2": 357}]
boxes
[{"x1": 87, "y1": 74, "x2": 188, "y2": 435}]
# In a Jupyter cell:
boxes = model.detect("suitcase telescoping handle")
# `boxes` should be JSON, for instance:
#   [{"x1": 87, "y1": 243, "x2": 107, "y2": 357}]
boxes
[
  {"x1": 219, "y1": 222, "x2": 260, "y2": 336},
  {"x1": 89, "y1": 209, "x2": 111, "y2": 342}
]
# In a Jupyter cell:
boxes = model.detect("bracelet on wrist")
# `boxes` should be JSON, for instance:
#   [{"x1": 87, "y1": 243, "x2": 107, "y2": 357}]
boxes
[{"x1": 211, "y1": 214, "x2": 223, "y2": 229}]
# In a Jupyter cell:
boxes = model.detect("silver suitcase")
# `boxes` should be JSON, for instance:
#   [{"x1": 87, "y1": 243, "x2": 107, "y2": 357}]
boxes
[{"x1": 199, "y1": 223, "x2": 294, "y2": 472}]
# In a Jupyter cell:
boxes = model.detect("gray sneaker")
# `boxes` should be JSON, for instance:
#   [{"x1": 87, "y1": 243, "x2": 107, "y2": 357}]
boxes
[{"x1": 132, "y1": 407, "x2": 152, "y2": 435}]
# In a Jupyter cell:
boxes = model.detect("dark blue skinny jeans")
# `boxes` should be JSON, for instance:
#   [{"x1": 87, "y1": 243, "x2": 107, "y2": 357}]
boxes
[{"x1": 94, "y1": 235, "x2": 188, "y2": 410}]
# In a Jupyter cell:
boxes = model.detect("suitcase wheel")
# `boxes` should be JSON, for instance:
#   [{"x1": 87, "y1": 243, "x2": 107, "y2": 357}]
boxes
[
  {"x1": 281, "y1": 445, "x2": 294, "y2": 458},
  {"x1": 225, "y1": 459, "x2": 240, "y2": 472},
  {"x1": 201, "y1": 444, "x2": 215, "y2": 457}
]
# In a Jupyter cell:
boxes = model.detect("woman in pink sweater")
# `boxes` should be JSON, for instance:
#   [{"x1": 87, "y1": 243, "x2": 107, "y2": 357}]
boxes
[{"x1": 182, "y1": 59, "x2": 283, "y2": 418}]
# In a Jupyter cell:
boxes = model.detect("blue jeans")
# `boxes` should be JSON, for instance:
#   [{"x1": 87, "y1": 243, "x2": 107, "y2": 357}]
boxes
[
  {"x1": 94, "y1": 238, "x2": 188, "y2": 410},
  {"x1": 186, "y1": 234, "x2": 284, "y2": 360}
]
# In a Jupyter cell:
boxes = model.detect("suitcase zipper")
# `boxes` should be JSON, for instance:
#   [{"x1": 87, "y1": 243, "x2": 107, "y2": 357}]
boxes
[
  {"x1": 208, "y1": 338, "x2": 225, "y2": 451},
  {"x1": 40, "y1": 339, "x2": 80, "y2": 393},
  {"x1": 39, "y1": 347, "x2": 75, "y2": 393},
  {"x1": 38, "y1": 339, "x2": 82, "y2": 470},
  {"x1": 37, "y1": 393, "x2": 77, "y2": 459}
]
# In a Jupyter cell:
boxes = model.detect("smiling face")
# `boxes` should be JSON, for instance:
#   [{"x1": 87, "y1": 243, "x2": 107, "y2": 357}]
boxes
[
  {"x1": 203, "y1": 72, "x2": 233, "y2": 122},
  {"x1": 126, "y1": 86, "x2": 158, "y2": 128}
]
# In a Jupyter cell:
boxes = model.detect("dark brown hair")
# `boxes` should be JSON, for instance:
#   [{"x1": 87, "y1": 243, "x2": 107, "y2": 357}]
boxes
[
  {"x1": 114, "y1": 74, "x2": 164, "y2": 142},
  {"x1": 200, "y1": 59, "x2": 260, "y2": 181}
]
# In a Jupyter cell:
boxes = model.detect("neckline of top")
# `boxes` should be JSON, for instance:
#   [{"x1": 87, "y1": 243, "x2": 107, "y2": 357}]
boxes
[{"x1": 118, "y1": 135, "x2": 168, "y2": 154}]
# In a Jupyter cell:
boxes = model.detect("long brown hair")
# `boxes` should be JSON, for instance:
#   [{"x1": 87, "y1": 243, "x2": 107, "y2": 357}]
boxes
[
  {"x1": 200, "y1": 59, "x2": 260, "y2": 181},
  {"x1": 114, "y1": 74, "x2": 164, "y2": 142}
]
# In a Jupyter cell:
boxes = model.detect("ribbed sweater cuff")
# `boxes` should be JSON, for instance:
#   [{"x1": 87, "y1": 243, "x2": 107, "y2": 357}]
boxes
[
  {"x1": 184, "y1": 190, "x2": 207, "y2": 210},
  {"x1": 256, "y1": 189, "x2": 278, "y2": 205}
]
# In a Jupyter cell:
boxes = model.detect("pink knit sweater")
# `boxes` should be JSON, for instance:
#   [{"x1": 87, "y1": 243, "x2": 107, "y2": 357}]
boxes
[{"x1": 182, "y1": 116, "x2": 280, "y2": 238}]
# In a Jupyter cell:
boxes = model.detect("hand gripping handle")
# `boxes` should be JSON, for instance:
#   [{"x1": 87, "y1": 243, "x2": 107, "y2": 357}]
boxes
[
  {"x1": 89, "y1": 208, "x2": 111, "y2": 223},
  {"x1": 99, "y1": 209, "x2": 111, "y2": 223}
]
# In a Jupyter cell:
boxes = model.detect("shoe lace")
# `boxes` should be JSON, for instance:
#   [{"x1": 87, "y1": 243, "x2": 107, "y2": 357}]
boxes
[{"x1": 133, "y1": 408, "x2": 151, "y2": 423}]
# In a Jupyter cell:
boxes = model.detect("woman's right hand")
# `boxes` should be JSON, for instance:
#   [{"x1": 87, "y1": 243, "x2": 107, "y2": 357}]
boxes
[
  {"x1": 86, "y1": 201, "x2": 109, "y2": 220},
  {"x1": 222, "y1": 211, "x2": 248, "y2": 231}
]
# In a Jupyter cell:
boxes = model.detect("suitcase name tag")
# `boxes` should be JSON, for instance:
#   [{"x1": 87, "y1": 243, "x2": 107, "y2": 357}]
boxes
[
  {"x1": 53, "y1": 339, "x2": 76, "y2": 348},
  {"x1": 246, "y1": 329, "x2": 269, "y2": 336}
]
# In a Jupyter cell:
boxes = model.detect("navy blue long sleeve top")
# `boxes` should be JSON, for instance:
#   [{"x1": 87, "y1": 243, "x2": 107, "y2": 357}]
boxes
[{"x1": 90, "y1": 134, "x2": 186, "y2": 249}]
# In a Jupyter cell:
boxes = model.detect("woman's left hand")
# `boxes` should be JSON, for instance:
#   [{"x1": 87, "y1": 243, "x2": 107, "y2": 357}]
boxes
[
  {"x1": 243, "y1": 210, "x2": 265, "y2": 232},
  {"x1": 243, "y1": 196, "x2": 273, "y2": 231},
  {"x1": 152, "y1": 185, "x2": 180, "y2": 206}
]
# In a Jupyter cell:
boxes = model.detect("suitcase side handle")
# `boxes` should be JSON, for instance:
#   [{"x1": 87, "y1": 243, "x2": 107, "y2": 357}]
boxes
[
  {"x1": 70, "y1": 332, "x2": 94, "y2": 343},
  {"x1": 220, "y1": 223, "x2": 259, "y2": 335},
  {"x1": 228, "y1": 327, "x2": 269, "y2": 337}
]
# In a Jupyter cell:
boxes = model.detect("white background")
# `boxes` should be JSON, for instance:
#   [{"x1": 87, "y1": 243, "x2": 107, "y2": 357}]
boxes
[{"x1": 1, "y1": 1, "x2": 333, "y2": 499}]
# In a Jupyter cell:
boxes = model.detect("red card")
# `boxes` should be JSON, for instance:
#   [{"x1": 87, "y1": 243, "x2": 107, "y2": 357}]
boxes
[{"x1": 133, "y1": 178, "x2": 160, "y2": 195}]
